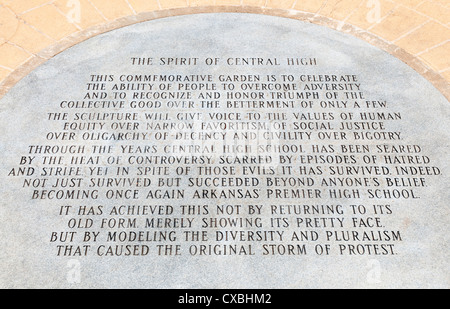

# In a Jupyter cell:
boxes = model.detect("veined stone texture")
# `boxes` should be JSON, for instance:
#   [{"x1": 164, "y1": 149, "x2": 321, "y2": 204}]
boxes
[{"x1": 0, "y1": 13, "x2": 448, "y2": 289}]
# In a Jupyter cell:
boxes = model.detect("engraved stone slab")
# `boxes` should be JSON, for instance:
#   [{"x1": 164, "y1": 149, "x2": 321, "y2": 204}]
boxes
[{"x1": 0, "y1": 13, "x2": 448, "y2": 288}]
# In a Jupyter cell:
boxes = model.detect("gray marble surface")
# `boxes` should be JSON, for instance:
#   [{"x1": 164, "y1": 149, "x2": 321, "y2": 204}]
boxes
[{"x1": 0, "y1": 13, "x2": 448, "y2": 288}]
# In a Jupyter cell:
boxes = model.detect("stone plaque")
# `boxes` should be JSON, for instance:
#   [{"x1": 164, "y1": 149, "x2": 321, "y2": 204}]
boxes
[{"x1": 0, "y1": 13, "x2": 448, "y2": 289}]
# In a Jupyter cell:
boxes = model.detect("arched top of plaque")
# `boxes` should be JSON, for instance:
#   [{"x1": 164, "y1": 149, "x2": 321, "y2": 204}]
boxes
[
  {"x1": 0, "y1": 12, "x2": 448, "y2": 104},
  {"x1": 0, "y1": 9, "x2": 448, "y2": 101}
]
